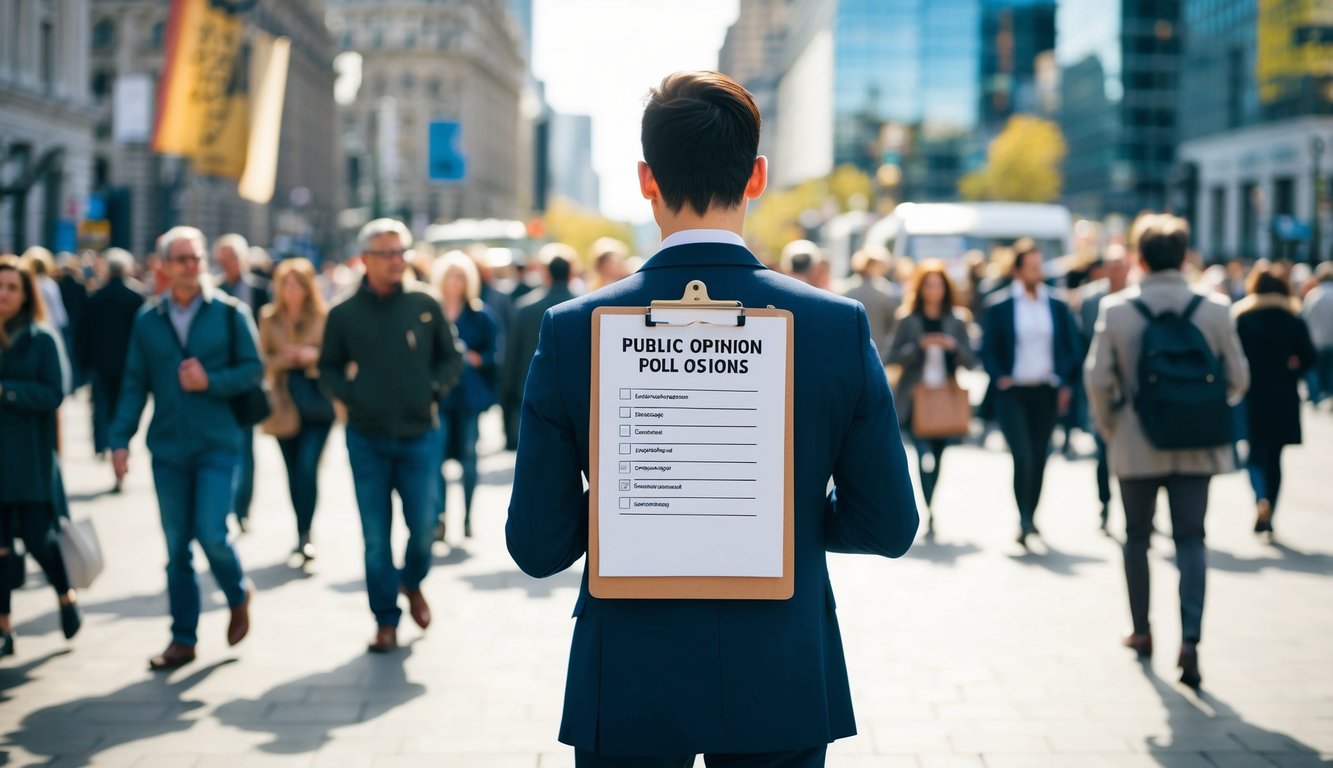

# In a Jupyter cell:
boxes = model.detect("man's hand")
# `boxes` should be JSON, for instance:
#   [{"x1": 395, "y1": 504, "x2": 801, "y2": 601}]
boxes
[
  {"x1": 997, "y1": 376, "x2": 1014, "y2": 390},
  {"x1": 178, "y1": 358, "x2": 210, "y2": 392},
  {"x1": 112, "y1": 449, "x2": 130, "y2": 480},
  {"x1": 466, "y1": 350, "x2": 483, "y2": 368},
  {"x1": 1057, "y1": 386, "x2": 1072, "y2": 415},
  {"x1": 296, "y1": 346, "x2": 320, "y2": 367}
]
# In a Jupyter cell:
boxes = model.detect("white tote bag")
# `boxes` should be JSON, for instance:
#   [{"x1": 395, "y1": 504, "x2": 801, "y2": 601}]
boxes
[{"x1": 57, "y1": 516, "x2": 104, "y2": 590}]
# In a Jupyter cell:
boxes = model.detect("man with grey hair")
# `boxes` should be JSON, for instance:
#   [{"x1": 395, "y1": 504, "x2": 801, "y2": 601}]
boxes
[
  {"x1": 78, "y1": 248, "x2": 147, "y2": 475},
  {"x1": 110, "y1": 226, "x2": 263, "y2": 670},
  {"x1": 319, "y1": 218, "x2": 463, "y2": 653},
  {"x1": 212, "y1": 233, "x2": 271, "y2": 531}
]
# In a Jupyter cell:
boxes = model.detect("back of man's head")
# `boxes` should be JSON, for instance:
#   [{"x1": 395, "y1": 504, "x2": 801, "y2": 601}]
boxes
[
  {"x1": 641, "y1": 71, "x2": 761, "y2": 216},
  {"x1": 781, "y1": 240, "x2": 823, "y2": 277},
  {"x1": 538, "y1": 242, "x2": 576, "y2": 284},
  {"x1": 1136, "y1": 214, "x2": 1190, "y2": 273}
]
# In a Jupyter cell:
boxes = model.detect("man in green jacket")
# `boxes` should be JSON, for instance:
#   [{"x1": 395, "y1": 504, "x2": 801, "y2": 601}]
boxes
[
  {"x1": 111, "y1": 226, "x2": 263, "y2": 671},
  {"x1": 319, "y1": 218, "x2": 463, "y2": 653}
]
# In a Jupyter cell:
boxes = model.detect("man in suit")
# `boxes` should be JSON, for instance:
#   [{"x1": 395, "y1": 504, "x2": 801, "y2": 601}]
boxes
[
  {"x1": 1084, "y1": 214, "x2": 1248, "y2": 687},
  {"x1": 980, "y1": 242, "x2": 1081, "y2": 546},
  {"x1": 77, "y1": 248, "x2": 146, "y2": 487},
  {"x1": 506, "y1": 71, "x2": 919, "y2": 766},
  {"x1": 213, "y1": 234, "x2": 272, "y2": 532},
  {"x1": 1076, "y1": 245, "x2": 1132, "y2": 531},
  {"x1": 500, "y1": 243, "x2": 576, "y2": 436},
  {"x1": 840, "y1": 247, "x2": 901, "y2": 364}
]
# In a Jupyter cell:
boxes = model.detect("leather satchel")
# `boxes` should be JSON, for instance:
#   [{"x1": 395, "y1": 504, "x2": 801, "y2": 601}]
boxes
[
  {"x1": 911, "y1": 378, "x2": 971, "y2": 439},
  {"x1": 224, "y1": 303, "x2": 272, "y2": 428}
]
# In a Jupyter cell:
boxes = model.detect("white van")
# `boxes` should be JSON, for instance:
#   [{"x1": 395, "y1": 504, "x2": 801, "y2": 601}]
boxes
[{"x1": 864, "y1": 202, "x2": 1074, "y2": 278}]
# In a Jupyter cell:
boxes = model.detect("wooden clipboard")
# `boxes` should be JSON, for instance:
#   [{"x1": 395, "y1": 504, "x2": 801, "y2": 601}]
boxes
[{"x1": 588, "y1": 280, "x2": 795, "y2": 600}]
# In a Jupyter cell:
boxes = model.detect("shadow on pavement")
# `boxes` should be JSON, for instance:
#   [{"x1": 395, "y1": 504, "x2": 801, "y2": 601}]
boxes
[
  {"x1": 244, "y1": 560, "x2": 315, "y2": 592},
  {"x1": 0, "y1": 650, "x2": 71, "y2": 701},
  {"x1": 907, "y1": 535, "x2": 982, "y2": 567},
  {"x1": 1201, "y1": 543, "x2": 1333, "y2": 577},
  {"x1": 460, "y1": 567, "x2": 582, "y2": 599},
  {"x1": 2, "y1": 660, "x2": 233, "y2": 767},
  {"x1": 434, "y1": 546, "x2": 472, "y2": 566},
  {"x1": 1006, "y1": 541, "x2": 1104, "y2": 577},
  {"x1": 1138, "y1": 660, "x2": 1324, "y2": 764},
  {"x1": 12, "y1": 588, "x2": 221, "y2": 638},
  {"x1": 213, "y1": 646, "x2": 425, "y2": 754}
]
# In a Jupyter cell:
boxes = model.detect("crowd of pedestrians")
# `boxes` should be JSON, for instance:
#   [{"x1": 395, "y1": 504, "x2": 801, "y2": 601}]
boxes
[{"x1": 0, "y1": 199, "x2": 1327, "y2": 692}]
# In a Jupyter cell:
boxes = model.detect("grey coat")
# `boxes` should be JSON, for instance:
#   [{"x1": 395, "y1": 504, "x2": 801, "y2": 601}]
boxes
[
  {"x1": 887, "y1": 309, "x2": 977, "y2": 429},
  {"x1": 842, "y1": 276, "x2": 901, "y2": 363},
  {"x1": 1084, "y1": 271, "x2": 1250, "y2": 480}
]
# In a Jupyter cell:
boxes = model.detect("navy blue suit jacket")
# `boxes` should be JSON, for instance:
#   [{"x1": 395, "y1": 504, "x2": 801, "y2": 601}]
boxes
[
  {"x1": 979, "y1": 292, "x2": 1082, "y2": 386},
  {"x1": 506, "y1": 242, "x2": 919, "y2": 756}
]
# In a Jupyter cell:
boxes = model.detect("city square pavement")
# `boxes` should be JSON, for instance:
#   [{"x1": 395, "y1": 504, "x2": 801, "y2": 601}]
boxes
[{"x1": 2, "y1": 388, "x2": 1331, "y2": 768}]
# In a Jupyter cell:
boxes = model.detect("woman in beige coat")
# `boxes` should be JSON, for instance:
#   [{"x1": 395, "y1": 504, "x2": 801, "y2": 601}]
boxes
[{"x1": 259, "y1": 259, "x2": 337, "y2": 563}]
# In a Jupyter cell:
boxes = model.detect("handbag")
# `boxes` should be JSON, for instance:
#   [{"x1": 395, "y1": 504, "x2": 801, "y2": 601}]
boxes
[
  {"x1": 912, "y1": 377, "x2": 972, "y2": 439},
  {"x1": 224, "y1": 302, "x2": 272, "y2": 428},
  {"x1": 56, "y1": 516, "x2": 104, "y2": 590},
  {"x1": 287, "y1": 370, "x2": 336, "y2": 424}
]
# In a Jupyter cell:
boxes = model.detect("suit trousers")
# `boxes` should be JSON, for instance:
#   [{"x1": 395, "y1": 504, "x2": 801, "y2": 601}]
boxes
[
  {"x1": 995, "y1": 385, "x2": 1058, "y2": 529},
  {"x1": 1119, "y1": 474, "x2": 1210, "y2": 643},
  {"x1": 574, "y1": 746, "x2": 827, "y2": 768}
]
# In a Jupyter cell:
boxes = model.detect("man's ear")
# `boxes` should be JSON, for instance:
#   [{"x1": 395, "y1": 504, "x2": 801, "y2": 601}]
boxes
[
  {"x1": 638, "y1": 162, "x2": 659, "y2": 201},
  {"x1": 745, "y1": 156, "x2": 768, "y2": 201}
]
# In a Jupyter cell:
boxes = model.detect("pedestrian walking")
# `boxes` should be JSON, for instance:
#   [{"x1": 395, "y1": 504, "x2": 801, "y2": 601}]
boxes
[
  {"x1": 0, "y1": 255, "x2": 80, "y2": 659},
  {"x1": 432, "y1": 251, "x2": 499, "y2": 541},
  {"x1": 258, "y1": 258, "x2": 336, "y2": 564},
  {"x1": 507, "y1": 71, "x2": 918, "y2": 766},
  {"x1": 77, "y1": 248, "x2": 146, "y2": 486},
  {"x1": 501, "y1": 244, "x2": 577, "y2": 441},
  {"x1": 20, "y1": 248, "x2": 70, "y2": 379},
  {"x1": 842, "y1": 247, "x2": 902, "y2": 363},
  {"x1": 887, "y1": 260, "x2": 977, "y2": 532},
  {"x1": 1235, "y1": 265, "x2": 1317, "y2": 538},
  {"x1": 1085, "y1": 214, "x2": 1250, "y2": 688},
  {"x1": 980, "y1": 241, "x2": 1082, "y2": 546},
  {"x1": 1302, "y1": 262, "x2": 1333, "y2": 409},
  {"x1": 317, "y1": 218, "x2": 463, "y2": 653},
  {"x1": 109, "y1": 226, "x2": 259, "y2": 671},
  {"x1": 213, "y1": 234, "x2": 271, "y2": 533},
  {"x1": 1076, "y1": 245, "x2": 1133, "y2": 531}
]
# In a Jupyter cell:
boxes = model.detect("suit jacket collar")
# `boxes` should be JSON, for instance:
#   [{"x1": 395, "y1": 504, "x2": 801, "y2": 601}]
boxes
[{"x1": 638, "y1": 242, "x2": 766, "y2": 272}]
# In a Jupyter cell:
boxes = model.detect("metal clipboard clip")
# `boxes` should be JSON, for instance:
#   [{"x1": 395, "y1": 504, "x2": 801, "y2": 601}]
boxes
[{"x1": 645, "y1": 280, "x2": 747, "y2": 327}]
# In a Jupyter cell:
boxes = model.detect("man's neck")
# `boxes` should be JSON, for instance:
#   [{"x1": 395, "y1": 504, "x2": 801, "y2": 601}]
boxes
[
  {"x1": 366, "y1": 278, "x2": 397, "y2": 297},
  {"x1": 171, "y1": 286, "x2": 200, "y2": 307},
  {"x1": 656, "y1": 205, "x2": 746, "y2": 242},
  {"x1": 224, "y1": 272, "x2": 242, "y2": 285}
]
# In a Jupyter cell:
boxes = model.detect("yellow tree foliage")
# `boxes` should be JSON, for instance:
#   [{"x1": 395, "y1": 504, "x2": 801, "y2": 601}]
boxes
[
  {"x1": 959, "y1": 115, "x2": 1067, "y2": 203},
  {"x1": 746, "y1": 165, "x2": 873, "y2": 258},
  {"x1": 542, "y1": 197, "x2": 636, "y2": 263}
]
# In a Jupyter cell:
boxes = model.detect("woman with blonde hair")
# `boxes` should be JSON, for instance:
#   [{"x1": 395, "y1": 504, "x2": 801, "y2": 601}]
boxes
[
  {"x1": 887, "y1": 260, "x2": 977, "y2": 533},
  {"x1": 433, "y1": 251, "x2": 499, "y2": 541},
  {"x1": 259, "y1": 258, "x2": 336, "y2": 563},
  {"x1": 0, "y1": 255, "x2": 80, "y2": 656}
]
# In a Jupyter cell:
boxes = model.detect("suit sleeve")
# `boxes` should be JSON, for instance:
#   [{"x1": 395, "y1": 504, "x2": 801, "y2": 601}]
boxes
[
  {"x1": 0, "y1": 331, "x2": 64, "y2": 413},
  {"x1": 431, "y1": 304, "x2": 464, "y2": 398},
  {"x1": 108, "y1": 314, "x2": 151, "y2": 451},
  {"x1": 205, "y1": 304, "x2": 263, "y2": 398},
  {"x1": 1083, "y1": 302, "x2": 1118, "y2": 439},
  {"x1": 506, "y1": 311, "x2": 589, "y2": 577},
  {"x1": 979, "y1": 304, "x2": 1004, "y2": 381},
  {"x1": 824, "y1": 305, "x2": 919, "y2": 557},
  {"x1": 1055, "y1": 301, "x2": 1082, "y2": 386}
]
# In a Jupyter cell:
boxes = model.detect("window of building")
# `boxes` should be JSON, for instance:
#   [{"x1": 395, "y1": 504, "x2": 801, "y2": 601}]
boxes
[
  {"x1": 402, "y1": 73, "x2": 415, "y2": 92},
  {"x1": 1240, "y1": 181, "x2": 1258, "y2": 260},
  {"x1": 93, "y1": 18, "x2": 116, "y2": 49},
  {"x1": 91, "y1": 69, "x2": 114, "y2": 100},
  {"x1": 428, "y1": 78, "x2": 442, "y2": 97},
  {"x1": 95, "y1": 120, "x2": 113, "y2": 140},
  {"x1": 1209, "y1": 186, "x2": 1226, "y2": 260},
  {"x1": 152, "y1": 20, "x2": 166, "y2": 51},
  {"x1": 40, "y1": 20, "x2": 54, "y2": 94}
]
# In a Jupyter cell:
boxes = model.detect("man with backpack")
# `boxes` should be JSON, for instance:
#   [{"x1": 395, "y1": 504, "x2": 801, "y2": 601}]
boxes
[{"x1": 1084, "y1": 214, "x2": 1249, "y2": 689}]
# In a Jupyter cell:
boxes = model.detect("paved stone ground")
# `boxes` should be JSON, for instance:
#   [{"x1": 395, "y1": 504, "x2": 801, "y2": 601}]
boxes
[{"x1": 2, "y1": 390, "x2": 1330, "y2": 767}]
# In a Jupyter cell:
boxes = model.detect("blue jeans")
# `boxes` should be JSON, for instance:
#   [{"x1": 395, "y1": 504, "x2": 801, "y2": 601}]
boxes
[
  {"x1": 91, "y1": 373, "x2": 121, "y2": 455},
  {"x1": 151, "y1": 451, "x2": 248, "y2": 646},
  {"x1": 436, "y1": 409, "x2": 480, "y2": 525},
  {"x1": 232, "y1": 428, "x2": 255, "y2": 522},
  {"x1": 277, "y1": 423, "x2": 333, "y2": 537},
  {"x1": 345, "y1": 426, "x2": 440, "y2": 628}
]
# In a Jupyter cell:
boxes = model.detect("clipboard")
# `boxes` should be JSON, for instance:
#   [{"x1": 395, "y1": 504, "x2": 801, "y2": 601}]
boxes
[{"x1": 589, "y1": 280, "x2": 795, "y2": 600}]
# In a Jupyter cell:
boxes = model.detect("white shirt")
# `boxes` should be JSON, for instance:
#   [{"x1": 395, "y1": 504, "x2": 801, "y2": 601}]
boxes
[
  {"x1": 659, "y1": 229, "x2": 747, "y2": 250},
  {"x1": 1011, "y1": 281, "x2": 1056, "y2": 385}
]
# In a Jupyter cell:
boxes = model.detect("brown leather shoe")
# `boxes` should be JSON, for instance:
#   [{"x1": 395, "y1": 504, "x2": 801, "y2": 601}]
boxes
[
  {"x1": 400, "y1": 587, "x2": 431, "y2": 630},
  {"x1": 149, "y1": 643, "x2": 196, "y2": 671},
  {"x1": 1122, "y1": 632, "x2": 1153, "y2": 658},
  {"x1": 367, "y1": 626, "x2": 397, "y2": 654},
  {"x1": 226, "y1": 583, "x2": 254, "y2": 647}
]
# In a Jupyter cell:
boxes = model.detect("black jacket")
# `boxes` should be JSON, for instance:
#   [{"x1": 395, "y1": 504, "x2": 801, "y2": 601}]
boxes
[
  {"x1": 77, "y1": 276, "x2": 147, "y2": 382},
  {"x1": 1236, "y1": 297, "x2": 1316, "y2": 447},
  {"x1": 501, "y1": 283, "x2": 575, "y2": 407},
  {"x1": 0, "y1": 323, "x2": 66, "y2": 505}
]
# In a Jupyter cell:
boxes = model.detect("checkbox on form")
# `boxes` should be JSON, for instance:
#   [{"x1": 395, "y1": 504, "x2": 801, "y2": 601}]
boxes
[
  {"x1": 620, "y1": 425, "x2": 631, "y2": 437},
  {"x1": 620, "y1": 407, "x2": 631, "y2": 418},
  {"x1": 619, "y1": 388, "x2": 631, "y2": 400},
  {"x1": 619, "y1": 497, "x2": 631, "y2": 509},
  {"x1": 619, "y1": 443, "x2": 630, "y2": 454}
]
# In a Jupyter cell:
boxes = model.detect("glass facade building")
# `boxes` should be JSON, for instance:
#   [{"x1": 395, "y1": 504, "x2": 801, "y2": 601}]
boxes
[
  {"x1": 981, "y1": 0, "x2": 1057, "y2": 132},
  {"x1": 1057, "y1": 0, "x2": 1182, "y2": 218}
]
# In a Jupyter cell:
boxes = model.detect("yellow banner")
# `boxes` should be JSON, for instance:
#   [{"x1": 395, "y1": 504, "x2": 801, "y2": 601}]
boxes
[
  {"x1": 1258, "y1": 0, "x2": 1333, "y2": 105},
  {"x1": 152, "y1": 0, "x2": 246, "y2": 174}
]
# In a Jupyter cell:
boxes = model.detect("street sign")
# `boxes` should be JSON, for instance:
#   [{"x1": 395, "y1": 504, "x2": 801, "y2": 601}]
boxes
[{"x1": 429, "y1": 121, "x2": 466, "y2": 182}]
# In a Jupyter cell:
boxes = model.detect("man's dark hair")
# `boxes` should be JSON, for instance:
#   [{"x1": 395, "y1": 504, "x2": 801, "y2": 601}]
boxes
[
  {"x1": 547, "y1": 255, "x2": 571, "y2": 283},
  {"x1": 1007, "y1": 239, "x2": 1041, "y2": 278},
  {"x1": 1246, "y1": 264, "x2": 1290, "y2": 297},
  {"x1": 641, "y1": 71, "x2": 761, "y2": 216},
  {"x1": 1137, "y1": 214, "x2": 1190, "y2": 272}
]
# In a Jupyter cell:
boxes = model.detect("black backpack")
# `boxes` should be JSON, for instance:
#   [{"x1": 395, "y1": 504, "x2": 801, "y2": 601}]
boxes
[{"x1": 1131, "y1": 294, "x2": 1232, "y2": 450}]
